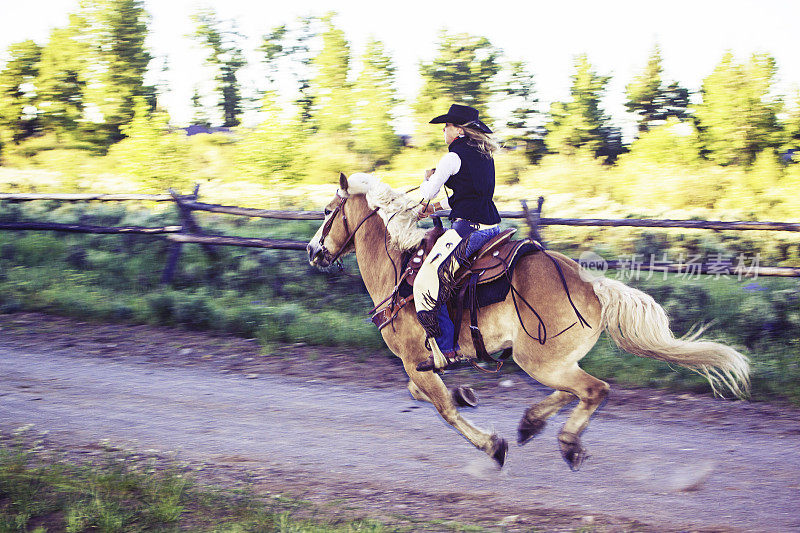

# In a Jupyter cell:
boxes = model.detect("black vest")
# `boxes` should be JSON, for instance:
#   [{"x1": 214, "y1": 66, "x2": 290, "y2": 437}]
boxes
[{"x1": 445, "y1": 136, "x2": 501, "y2": 225}]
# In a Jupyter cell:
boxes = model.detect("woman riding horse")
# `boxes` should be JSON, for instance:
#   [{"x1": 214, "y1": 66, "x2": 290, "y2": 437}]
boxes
[
  {"x1": 415, "y1": 104, "x2": 502, "y2": 372},
  {"x1": 307, "y1": 172, "x2": 749, "y2": 469}
]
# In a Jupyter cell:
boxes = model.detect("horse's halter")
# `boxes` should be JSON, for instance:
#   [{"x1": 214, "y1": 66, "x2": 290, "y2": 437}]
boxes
[{"x1": 317, "y1": 190, "x2": 379, "y2": 267}]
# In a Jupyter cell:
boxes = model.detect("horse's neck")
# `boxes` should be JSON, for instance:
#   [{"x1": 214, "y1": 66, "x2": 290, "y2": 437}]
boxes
[{"x1": 350, "y1": 199, "x2": 404, "y2": 306}]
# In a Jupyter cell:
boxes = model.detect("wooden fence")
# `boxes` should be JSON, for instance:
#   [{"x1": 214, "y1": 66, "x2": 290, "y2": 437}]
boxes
[{"x1": 1, "y1": 190, "x2": 799, "y2": 279}]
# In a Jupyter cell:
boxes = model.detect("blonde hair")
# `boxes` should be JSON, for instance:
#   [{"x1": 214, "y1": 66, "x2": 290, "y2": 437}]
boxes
[{"x1": 460, "y1": 124, "x2": 501, "y2": 157}]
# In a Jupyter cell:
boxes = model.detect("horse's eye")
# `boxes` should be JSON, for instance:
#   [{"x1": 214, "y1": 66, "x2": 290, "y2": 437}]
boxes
[{"x1": 324, "y1": 208, "x2": 332, "y2": 216}]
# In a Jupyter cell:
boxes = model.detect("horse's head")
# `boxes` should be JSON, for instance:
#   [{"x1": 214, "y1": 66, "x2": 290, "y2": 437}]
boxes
[
  {"x1": 308, "y1": 172, "x2": 426, "y2": 268},
  {"x1": 307, "y1": 173, "x2": 357, "y2": 269}
]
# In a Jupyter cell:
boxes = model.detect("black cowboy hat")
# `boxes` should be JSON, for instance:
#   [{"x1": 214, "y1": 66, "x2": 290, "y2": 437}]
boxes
[{"x1": 429, "y1": 104, "x2": 492, "y2": 134}]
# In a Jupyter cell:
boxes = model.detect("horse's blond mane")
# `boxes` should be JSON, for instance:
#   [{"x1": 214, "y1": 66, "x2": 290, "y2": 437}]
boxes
[{"x1": 346, "y1": 173, "x2": 427, "y2": 251}]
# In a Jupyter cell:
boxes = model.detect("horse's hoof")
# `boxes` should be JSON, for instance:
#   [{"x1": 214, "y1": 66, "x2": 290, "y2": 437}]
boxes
[
  {"x1": 452, "y1": 386, "x2": 478, "y2": 408},
  {"x1": 517, "y1": 417, "x2": 546, "y2": 445},
  {"x1": 558, "y1": 434, "x2": 588, "y2": 471},
  {"x1": 489, "y1": 435, "x2": 508, "y2": 467}
]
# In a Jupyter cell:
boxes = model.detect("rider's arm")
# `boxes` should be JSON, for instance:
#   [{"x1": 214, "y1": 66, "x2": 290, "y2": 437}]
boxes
[{"x1": 420, "y1": 152, "x2": 460, "y2": 203}]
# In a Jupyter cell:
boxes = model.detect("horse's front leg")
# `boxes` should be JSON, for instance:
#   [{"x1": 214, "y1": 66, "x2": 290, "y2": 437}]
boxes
[
  {"x1": 408, "y1": 380, "x2": 478, "y2": 408},
  {"x1": 403, "y1": 361, "x2": 507, "y2": 466}
]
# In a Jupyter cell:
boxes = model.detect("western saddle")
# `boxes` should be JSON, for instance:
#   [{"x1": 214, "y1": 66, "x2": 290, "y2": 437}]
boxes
[{"x1": 370, "y1": 222, "x2": 543, "y2": 369}]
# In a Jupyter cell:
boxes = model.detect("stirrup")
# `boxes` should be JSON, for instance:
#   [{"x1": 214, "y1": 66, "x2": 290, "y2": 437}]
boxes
[{"x1": 416, "y1": 340, "x2": 468, "y2": 372}]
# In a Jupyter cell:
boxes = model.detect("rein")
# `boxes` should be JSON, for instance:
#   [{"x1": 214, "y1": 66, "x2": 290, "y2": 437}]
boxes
[{"x1": 318, "y1": 193, "x2": 380, "y2": 268}]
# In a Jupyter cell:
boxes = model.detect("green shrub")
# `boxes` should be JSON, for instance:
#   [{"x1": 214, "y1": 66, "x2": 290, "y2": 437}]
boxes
[
  {"x1": 224, "y1": 306, "x2": 270, "y2": 337},
  {"x1": 146, "y1": 293, "x2": 177, "y2": 325},
  {"x1": 170, "y1": 293, "x2": 221, "y2": 331}
]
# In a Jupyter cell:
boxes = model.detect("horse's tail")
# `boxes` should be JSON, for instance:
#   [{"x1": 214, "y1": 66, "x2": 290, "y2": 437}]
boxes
[{"x1": 591, "y1": 276, "x2": 750, "y2": 399}]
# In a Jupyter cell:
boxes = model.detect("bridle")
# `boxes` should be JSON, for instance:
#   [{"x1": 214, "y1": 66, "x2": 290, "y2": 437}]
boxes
[{"x1": 317, "y1": 191, "x2": 380, "y2": 268}]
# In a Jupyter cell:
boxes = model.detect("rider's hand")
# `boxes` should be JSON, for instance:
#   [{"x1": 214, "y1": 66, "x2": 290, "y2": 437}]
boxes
[
  {"x1": 416, "y1": 201, "x2": 442, "y2": 220},
  {"x1": 423, "y1": 168, "x2": 435, "y2": 181}
]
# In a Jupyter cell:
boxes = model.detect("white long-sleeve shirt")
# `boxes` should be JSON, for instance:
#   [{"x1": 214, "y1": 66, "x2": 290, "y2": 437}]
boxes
[{"x1": 419, "y1": 151, "x2": 461, "y2": 209}]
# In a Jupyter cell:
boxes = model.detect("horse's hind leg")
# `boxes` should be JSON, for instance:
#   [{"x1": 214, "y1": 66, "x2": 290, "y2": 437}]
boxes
[
  {"x1": 517, "y1": 359, "x2": 609, "y2": 470},
  {"x1": 518, "y1": 390, "x2": 575, "y2": 445},
  {"x1": 405, "y1": 363, "x2": 506, "y2": 466},
  {"x1": 408, "y1": 380, "x2": 478, "y2": 408},
  {"x1": 543, "y1": 364, "x2": 610, "y2": 470}
]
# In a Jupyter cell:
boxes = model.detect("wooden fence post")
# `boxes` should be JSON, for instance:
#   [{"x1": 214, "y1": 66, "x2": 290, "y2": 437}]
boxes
[
  {"x1": 521, "y1": 196, "x2": 546, "y2": 248},
  {"x1": 161, "y1": 184, "x2": 220, "y2": 284}
]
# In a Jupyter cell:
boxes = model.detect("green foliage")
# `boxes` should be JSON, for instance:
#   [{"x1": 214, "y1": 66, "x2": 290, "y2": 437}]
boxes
[
  {"x1": 300, "y1": 132, "x2": 361, "y2": 183},
  {"x1": 497, "y1": 60, "x2": 543, "y2": 161},
  {"x1": 1, "y1": 1, "x2": 151, "y2": 147},
  {"x1": 494, "y1": 146, "x2": 531, "y2": 185},
  {"x1": 4, "y1": 5, "x2": 800, "y2": 186},
  {"x1": 621, "y1": 119, "x2": 702, "y2": 167},
  {"x1": 233, "y1": 93, "x2": 310, "y2": 183},
  {"x1": 414, "y1": 30, "x2": 499, "y2": 148},
  {"x1": 625, "y1": 45, "x2": 690, "y2": 135},
  {"x1": 695, "y1": 52, "x2": 783, "y2": 166},
  {"x1": 78, "y1": 0, "x2": 153, "y2": 142},
  {"x1": 351, "y1": 39, "x2": 401, "y2": 167},
  {"x1": 782, "y1": 91, "x2": 800, "y2": 153},
  {"x1": 105, "y1": 97, "x2": 194, "y2": 191},
  {"x1": 311, "y1": 13, "x2": 352, "y2": 135},
  {"x1": 521, "y1": 151, "x2": 610, "y2": 198},
  {"x1": 0, "y1": 40, "x2": 42, "y2": 145},
  {"x1": 0, "y1": 432, "x2": 188, "y2": 532},
  {"x1": 545, "y1": 55, "x2": 613, "y2": 158},
  {"x1": 609, "y1": 120, "x2": 719, "y2": 209},
  {"x1": 191, "y1": 7, "x2": 245, "y2": 127},
  {"x1": 713, "y1": 150, "x2": 788, "y2": 216},
  {"x1": 0, "y1": 202, "x2": 384, "y2": 353},
  {"x1": 34, "y1": 21, "x2": 88, "y2": 140}
]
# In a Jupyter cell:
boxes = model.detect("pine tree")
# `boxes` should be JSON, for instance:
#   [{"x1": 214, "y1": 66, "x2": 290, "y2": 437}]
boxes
[
  {"x1": 310, "y1": 12, "x2": 351, "y2": 134},
  {"x1": 546, "y1": 54, "x2": 612, "y2": 158},
  {"x1": 78, "y1": 0, "x2": 152, "y2": 142},
  {"x1": 192, "y1": 8, "x2": 245, "y2": 127},
  {"x1": 351, "y1": 39, "x2": 400, "y2": 166},
  {"x1": 497, "y1": 60, "x2": 542, "y2": 161},
  {"x1": 0, "y1": 40, "x2": 42, "y2": 144},
  {"x1": 625, "y1": 45, "x2": 689, "y2": 134},
  {"x1": 35, "y1": 20, "x2": 88, "y2": 140},
  {"x1": 414, "y1": 30, "x2": 499, "y2": 147},
  {"x1": 695, "y1": 51, "x2": 782, "y2": 166},
  {"x1": 258, "y1": 17, "x2": 318, "y2": 126},
  {"x1": 782, "y1": 91, "x2": 800, "y2": 159}
]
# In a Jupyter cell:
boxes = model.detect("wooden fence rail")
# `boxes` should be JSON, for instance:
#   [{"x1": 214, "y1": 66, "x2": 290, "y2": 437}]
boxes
[
  {"x1": 0, "y1": 222, "x2": 182, "y2": 234},
  {"x1": 0, "y1": 193, "x2": 174, "y2": 202},
  {"x1": 1, "y1": 190, "x2": 798, "y2": 278},
  {"x1": 165, "y1": 234, "x2": 308, "y2": 250}
]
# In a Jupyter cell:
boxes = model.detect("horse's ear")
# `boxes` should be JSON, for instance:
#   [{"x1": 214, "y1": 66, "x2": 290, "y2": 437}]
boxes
[{"x1": 339, "y1": 172, "x2": 348, "y2": 191}]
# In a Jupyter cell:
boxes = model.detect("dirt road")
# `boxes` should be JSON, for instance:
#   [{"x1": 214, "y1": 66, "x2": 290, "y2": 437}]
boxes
[{"x1": 1, "y1": 313, "x2": 799, "y2": 532}]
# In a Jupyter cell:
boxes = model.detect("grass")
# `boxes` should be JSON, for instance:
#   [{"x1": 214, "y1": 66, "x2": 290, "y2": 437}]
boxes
[
  {"x1": 1, "y1": 430, "x2": 190, "y2": 532},
  {"x1": 1, "y1": 428, "x2": 445, "y2": 532}
]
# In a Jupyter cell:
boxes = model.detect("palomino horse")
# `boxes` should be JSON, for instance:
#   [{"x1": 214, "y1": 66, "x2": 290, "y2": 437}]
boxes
[{"x1": 306, "y1": 173, "x2": 750, "y2": 469}]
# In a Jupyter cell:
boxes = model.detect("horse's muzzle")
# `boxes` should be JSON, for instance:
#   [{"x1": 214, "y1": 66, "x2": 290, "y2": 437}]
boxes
[{"x1": 307, "y1": 242, "x2": 331, "y2": 268}]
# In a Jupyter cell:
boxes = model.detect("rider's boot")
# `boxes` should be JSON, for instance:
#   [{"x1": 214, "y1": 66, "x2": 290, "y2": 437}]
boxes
[{"x1": 416, "y1": 338, "x2": 471, "y2": 372}]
